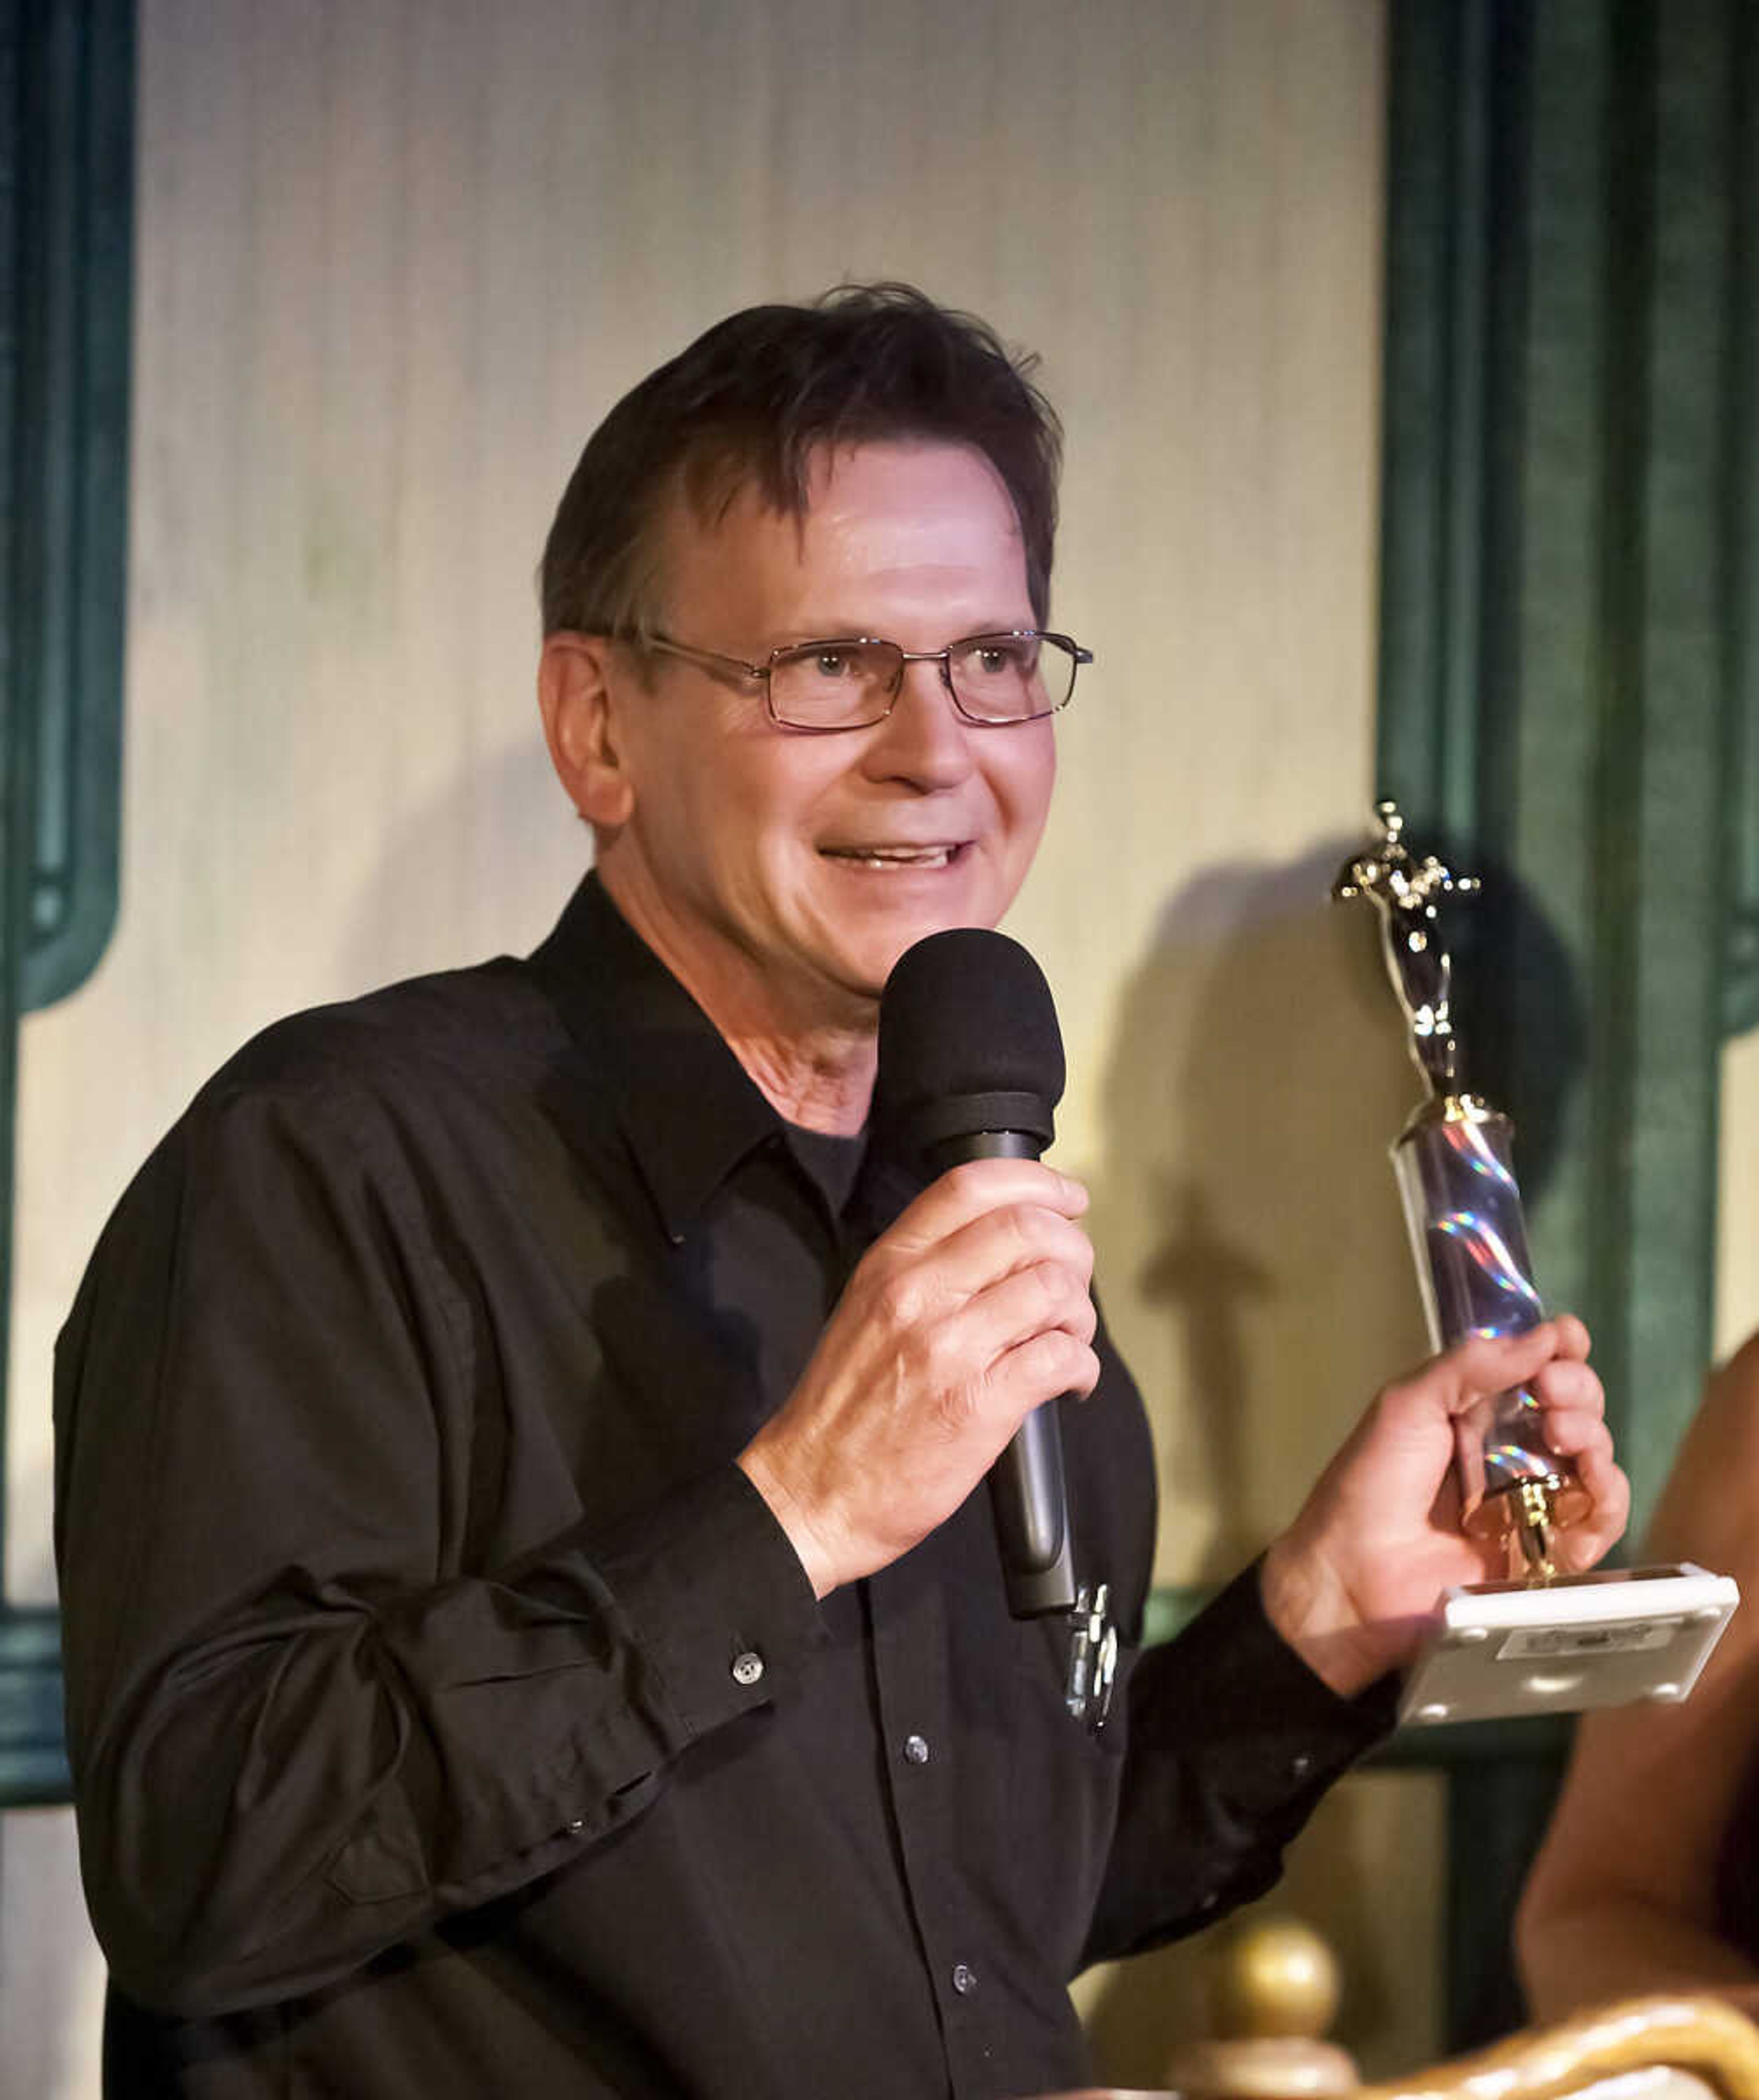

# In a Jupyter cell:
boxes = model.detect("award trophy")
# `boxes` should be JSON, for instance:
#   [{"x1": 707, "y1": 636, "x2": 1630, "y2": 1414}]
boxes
[{"x1": 1337, "y1": 802, "x2": 1737, "y2": 1725}]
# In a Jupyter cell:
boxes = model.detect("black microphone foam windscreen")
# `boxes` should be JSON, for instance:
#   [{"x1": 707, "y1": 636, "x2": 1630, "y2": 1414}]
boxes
[{"x1": 873, "y1": 929, "x2": 1065, "y2": 1165}]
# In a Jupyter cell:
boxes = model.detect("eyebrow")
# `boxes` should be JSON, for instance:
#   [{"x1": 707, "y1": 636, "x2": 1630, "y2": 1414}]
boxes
[{"x1": 771, "y1": 619, "x2": 1036, "y2": 645}]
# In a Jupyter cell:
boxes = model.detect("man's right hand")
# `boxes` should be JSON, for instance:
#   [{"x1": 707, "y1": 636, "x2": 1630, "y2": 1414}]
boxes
[{"x1": 737, "y1": 1159, "x2": 1099, "y2": 1598}]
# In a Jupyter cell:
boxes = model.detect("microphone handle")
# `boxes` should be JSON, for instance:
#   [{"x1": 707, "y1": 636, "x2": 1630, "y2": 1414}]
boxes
[{"x1": 926, "y1": 1128, "x2": 1078, "y2": 1617}]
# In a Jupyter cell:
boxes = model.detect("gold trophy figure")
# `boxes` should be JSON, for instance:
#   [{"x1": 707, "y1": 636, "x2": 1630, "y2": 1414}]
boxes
[{"x1": 1337, "y1": 802, "x2": 1737, "y2": 1724}]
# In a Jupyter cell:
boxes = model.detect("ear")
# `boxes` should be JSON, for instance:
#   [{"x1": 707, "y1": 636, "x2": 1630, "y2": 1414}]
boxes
[{"x1": 538, "y1": 632, "x2": 636, "y2": 832}]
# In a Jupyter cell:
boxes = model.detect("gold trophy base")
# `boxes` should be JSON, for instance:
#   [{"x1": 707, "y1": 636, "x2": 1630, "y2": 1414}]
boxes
[{"x1": 1458, "y1": 1472, "x2": 1604, "y2": 1579}]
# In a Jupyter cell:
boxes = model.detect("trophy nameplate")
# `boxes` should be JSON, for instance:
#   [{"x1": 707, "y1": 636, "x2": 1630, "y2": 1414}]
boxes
[{"x1": 1336, "y1": 802, "x2": 1739, "y2": 1725}]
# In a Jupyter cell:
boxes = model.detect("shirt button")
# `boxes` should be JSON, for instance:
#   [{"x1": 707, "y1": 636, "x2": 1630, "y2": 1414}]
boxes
[
  {"x1": 1291, "y1": 1753, "x2": 1313, "y2": 1779},
  {"x1": 902, "y1": 1734, "x2": 930, "y2": 1765},
  {"x1": 731, "y1": 1650, "x2": 765, "y2": 1687},
  {"x1": 951, "y1": 1962, "x2": 978, "y2": 1996},
  {"x1": 566, "y1": 1818, "x2": 585, "y2": 1834}
]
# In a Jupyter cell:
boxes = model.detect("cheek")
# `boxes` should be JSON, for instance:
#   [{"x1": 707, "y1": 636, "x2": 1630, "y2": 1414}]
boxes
[
  {"x1": 994, "y1": 734, "x2": 1057, "y2": 847},
  {"x1": 705, "y1": 750, "x2": 839, "y2": 886},
  {"x1": 741, "y1": 747, "x2": 851, "y2": 843}
]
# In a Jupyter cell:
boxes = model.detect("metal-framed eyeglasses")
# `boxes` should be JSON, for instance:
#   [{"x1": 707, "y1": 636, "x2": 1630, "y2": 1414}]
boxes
[{"x1": 639, "y1": 630, "x2": 1093, "y2": 732}]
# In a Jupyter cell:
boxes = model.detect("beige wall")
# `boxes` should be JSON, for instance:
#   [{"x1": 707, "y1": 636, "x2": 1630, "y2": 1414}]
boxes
[
  {"x1": 1718, "y1": 1037, "x2": 1759, "y2": 1363},
  {"x1": 4, "y1": 3, "x2": 1408, "y2": 2092}
]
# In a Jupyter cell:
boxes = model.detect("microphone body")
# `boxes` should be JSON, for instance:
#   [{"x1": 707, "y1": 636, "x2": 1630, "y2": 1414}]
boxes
[
  {"x1": 877, "y1": 932, "x2": 1079, "y2": 1619},
  {"x1": 921, "y1": 1123, "x2": 1078, "y2": 1617}
]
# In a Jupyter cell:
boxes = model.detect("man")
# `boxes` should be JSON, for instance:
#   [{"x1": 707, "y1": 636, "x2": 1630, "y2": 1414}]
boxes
[{"x1": 55, "y1": 285, "x2": 1626, "y2": 2098}]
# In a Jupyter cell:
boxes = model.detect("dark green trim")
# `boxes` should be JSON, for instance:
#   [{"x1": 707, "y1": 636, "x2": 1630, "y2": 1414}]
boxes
[
  {"x1": 12, "y1": 0, "x2": 131, "y2": 1014},
  {"x1": 1723, "y1": 0, "x2": 1759, "y2": 1038},
  {"x1": 0, "y1": 0, "x2": 134, "y2": 1810},
  {"x1": 0, "y1": 1609, "x2": 69, "y2": 1802},
  {"x1": 0, "y1": 0, "x2": 25, "y2": 1608}
]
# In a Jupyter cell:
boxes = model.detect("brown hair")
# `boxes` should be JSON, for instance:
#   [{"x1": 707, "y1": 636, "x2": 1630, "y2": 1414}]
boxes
[{"x1": 539, "y1": 283, "x2": 1063, "y2": 640}]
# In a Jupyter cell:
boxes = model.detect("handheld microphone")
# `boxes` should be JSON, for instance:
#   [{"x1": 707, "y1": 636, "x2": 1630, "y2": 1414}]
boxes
[{"x1": 874, "y1": 928, "x2": 1078, "y2": 1618}]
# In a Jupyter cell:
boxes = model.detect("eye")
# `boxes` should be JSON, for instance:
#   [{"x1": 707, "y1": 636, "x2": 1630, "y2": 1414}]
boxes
[
  {"x1": 965, "y1": 638, "x2": 1036, "y2": 676},
  {"x1": 812, "y1": 649, "x2": 855, "y2": 679}
]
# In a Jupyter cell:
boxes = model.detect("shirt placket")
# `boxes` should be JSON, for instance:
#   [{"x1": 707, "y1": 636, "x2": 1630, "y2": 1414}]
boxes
[{"x1": 865, "y1": 1552, "x2": 1010, "y2": 2100}]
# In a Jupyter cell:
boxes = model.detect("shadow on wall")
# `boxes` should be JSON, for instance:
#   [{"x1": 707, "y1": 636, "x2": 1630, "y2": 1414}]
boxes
[
  {"x1": 1085, "y1": 838, "x2": 1430, "y2": 1590},
  {"x1": 1076, "y1": 839, "x2": 1442, "y2": 2077},
  {"x1": 336, "y1": 730, "x2": 591, "y2": 998},
  {"x1": 1078, "y1": 839, "x2": 1588, "y2": 2079}
]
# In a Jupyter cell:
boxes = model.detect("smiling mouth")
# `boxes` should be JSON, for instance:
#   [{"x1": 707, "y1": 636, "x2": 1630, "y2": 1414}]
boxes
[{"x1": 820, "y1": 844, "x2": 965, "y2": 870}]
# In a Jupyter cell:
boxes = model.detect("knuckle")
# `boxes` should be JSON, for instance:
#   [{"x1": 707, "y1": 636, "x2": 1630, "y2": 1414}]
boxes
[
  {"x1": 1045, "y1": 1260, "x2": 1091, "y2": 1320},
  {"x1": 1369, "y1": 1378, "x2": 1411, "y2": 1424},
  {"x1": 936, "y1": 1160, "x2": 986, "y2": 1205},
  {"x1": 1046, "y1": 1262, "x2": 1092, "y2": 1330},
  {"x1": 1049, "y1": 1335, "x2": 1101, "y2": 1396},
  {"x1": 874, "y1": 1270, "x2": 924, "y2": 1337},
  {"x1": 1023, "y1": 1259, "x2": 1064, "y2": 1317}
]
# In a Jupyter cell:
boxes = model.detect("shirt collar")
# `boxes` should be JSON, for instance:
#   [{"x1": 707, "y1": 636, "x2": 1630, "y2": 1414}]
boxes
[{"x1": 529, "y1": 873, "x2": 786, "y2": 1242}]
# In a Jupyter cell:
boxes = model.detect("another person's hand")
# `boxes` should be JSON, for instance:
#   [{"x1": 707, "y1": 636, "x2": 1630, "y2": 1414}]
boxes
[
  {"x1": 738, "y1": 1159, "x2": 1098, "y2": 1597},
  {"x1": 1260, "y1": 1318, "x2": 1628, "y2": 1696}
]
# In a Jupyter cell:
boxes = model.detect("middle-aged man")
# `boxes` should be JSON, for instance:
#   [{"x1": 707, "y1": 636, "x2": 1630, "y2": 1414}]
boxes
[{"x1": 55, "y1": 285, "x2": 1627, "y2": 2100}]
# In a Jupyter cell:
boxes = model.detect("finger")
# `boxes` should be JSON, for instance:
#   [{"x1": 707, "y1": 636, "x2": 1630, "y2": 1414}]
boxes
[
  {"x1": 1555, "y1": 1414, "x2": 1624, "y2": 1509},
  {"x1": 1527, "y1": 1357, "x2": 1605, "y2": 1419},
  {"x1": 1560, "y1": 1447, "x2": 1631, "y2": 1568},
  {"x1": 1539, "y1": 1403, "x2": 1612, "y2": 1460},
  {"x1": 1567, "y1": 1422, "x2": 1621, "y2": 1490},
  {"x1": 990, "y1": 1327, "x2": 1102, "y2": 1412},
  {"x1": 1434, "y1": 1318, "x2": 1592, "y2": 1411},
  {"x1": 874, "y1": 1204, "x2": 1094, "y2": 1319},
  {"x1": 943, "y1": 1203, "x2": 1095, "y2": 1289},
  {"x1": 885, "y1": 1159, "x2": 1089, "y2": 1256},
  {"x1": 957, "y1": 1257, "x2": 1097, "y2": 1371},
  {"x1": 1549, "y1": 1311, "x2": 1593, "y2": 1361}
]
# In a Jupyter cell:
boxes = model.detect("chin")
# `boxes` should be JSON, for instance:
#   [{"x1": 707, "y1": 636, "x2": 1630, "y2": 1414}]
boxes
[
  {"x1": 798, "y1": 881, "x2": 1012, "y2": 1012},
  {"x1": 845, "y1": 918, "x2": 986, "y2": 1003}
]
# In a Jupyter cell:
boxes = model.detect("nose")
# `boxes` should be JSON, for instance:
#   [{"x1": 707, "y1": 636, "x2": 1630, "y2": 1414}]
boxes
[{"x1": 860, "y1": 655, "x2": 974, "y2": 790}]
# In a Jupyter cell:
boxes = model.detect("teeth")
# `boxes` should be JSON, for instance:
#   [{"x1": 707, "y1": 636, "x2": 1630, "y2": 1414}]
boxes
[{"x1": 825, "y1": 846, "x2": 953, "y2": 868}]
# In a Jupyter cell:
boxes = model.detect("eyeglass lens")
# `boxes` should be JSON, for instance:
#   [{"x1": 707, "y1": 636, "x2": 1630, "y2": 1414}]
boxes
[{"x1": 768, "y1": 636, "x2": 1076, "y2": 728}]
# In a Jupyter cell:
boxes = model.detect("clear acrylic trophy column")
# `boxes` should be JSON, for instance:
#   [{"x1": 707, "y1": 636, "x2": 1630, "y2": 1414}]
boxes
[{"x1": 1336, "y1": 803, "x2": 1737, "y2": 1725}]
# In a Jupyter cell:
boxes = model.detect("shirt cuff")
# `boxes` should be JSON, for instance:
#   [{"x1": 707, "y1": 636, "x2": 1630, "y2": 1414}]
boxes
[
  {"x1": 1171, "y1": 1559, "x2": 1399, "y2": 1815},
  {"x1": 583, "y1": 1464, "x2": 825, "y2": 1743}
]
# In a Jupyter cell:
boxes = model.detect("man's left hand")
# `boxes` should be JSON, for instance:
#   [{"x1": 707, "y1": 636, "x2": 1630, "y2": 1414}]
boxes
[{"x1": 1260, "y1": 1317, "x2": 1629, "y2": 1698}]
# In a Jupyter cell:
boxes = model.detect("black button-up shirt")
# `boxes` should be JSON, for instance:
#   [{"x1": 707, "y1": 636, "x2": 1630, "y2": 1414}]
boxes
[{"x1": 55, "y1": 875, "x2": 1388, "y2": 2099}]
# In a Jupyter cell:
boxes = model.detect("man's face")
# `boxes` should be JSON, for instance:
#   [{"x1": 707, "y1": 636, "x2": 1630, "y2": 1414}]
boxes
[{"x1": 595, "y1": 439, "x2": 1057, "y2": 1036}]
